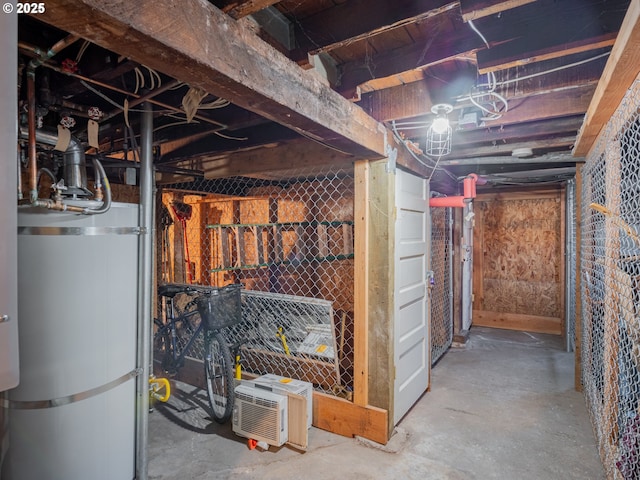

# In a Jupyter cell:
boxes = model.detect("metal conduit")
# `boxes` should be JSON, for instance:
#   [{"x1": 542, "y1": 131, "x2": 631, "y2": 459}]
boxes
[{"x1": 136, "y1": 102, "x2": 154, "y2": 479}]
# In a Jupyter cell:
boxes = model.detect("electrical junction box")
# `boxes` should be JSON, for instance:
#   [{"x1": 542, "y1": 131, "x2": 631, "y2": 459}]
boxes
[
  {"x1": 233, "y1": 383, "x2": 288, "y2": 447},
  {"x1": 246, "y1": 374, "x2": 313, "y2": 429}
]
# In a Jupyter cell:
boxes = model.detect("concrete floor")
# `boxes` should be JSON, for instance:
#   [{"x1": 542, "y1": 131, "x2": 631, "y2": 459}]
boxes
[{"x1": 148, "y1": 327, "x2": 604, "y2": 479}]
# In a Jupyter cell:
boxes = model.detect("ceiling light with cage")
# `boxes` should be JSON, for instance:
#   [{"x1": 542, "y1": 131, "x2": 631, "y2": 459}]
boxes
[{"x1": 426, "y1": 103, "x2": 453, "y2": 157}]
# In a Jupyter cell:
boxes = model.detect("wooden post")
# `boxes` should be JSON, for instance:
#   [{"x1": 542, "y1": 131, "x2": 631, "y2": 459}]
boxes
[
  {"x1": 353, "y1": 160, "x2": 370, "y2": 407},
  {"x1": 355, "y1": 159, "x2": 395, "y2": 438}
]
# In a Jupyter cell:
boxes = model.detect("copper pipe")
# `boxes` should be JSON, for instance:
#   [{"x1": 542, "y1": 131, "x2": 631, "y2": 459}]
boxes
[{"x1": 46, "y1": 34, "x2": 80, "y2": 58}]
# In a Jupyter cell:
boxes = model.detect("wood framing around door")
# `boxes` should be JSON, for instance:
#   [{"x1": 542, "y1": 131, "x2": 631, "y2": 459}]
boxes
[{"x1": 472, "y1": 188, "x2": 565, "y2": 335}]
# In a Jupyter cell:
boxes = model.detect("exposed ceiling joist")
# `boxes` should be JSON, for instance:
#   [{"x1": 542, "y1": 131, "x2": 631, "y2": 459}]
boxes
[
  {"x1": 574, "y1": 0, "x2": 640, "y2": 156},
  {"x1": 338, "y1": 31, "x2": 483, "y2": 100},
  {"x1": 38, "y1": 0, "x2": 386, "y2": 159},
  {"x1": 440, "y1": 152, "x2": 581, "y2": 166},
  {"x1": 460, "y1": 0, "x2": 537, "y2": 22},
  {"x1": 450, "y1": 135, "x2": 577, "y2": 158},
  {"x1": 453, "y1": 116, "x2": 584, "y2": 147},
  {"x1": 221, "y1": 0, "x2": 283, "y2": 19},
  {"x1": 482, "y1": 84, "x2": 596, "y2": 126},
  {"x1": 291, "y1": 0, "x2": 459, "y2": 62},
  {"x1": 160, "y1": 123, "x2": 300, "y2": 164},
  {"x1": 194, "y1": 138, "x2": 355, "y2": 180},
  {"x1": 360, "y1": 81, "x2": 433, "y2": 122},
  {"x1": 477, "y1": 32, "x2": 617, "y2": 74}
]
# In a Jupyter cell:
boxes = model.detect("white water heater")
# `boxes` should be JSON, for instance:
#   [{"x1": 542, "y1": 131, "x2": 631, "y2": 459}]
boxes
[{"x1": 2, "y1": 202, "x2": 139, "y2": 480}]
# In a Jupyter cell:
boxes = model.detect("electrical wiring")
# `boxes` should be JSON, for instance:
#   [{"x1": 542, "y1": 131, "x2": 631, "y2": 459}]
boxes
[
  {"x1": 75, "y1": 40, "x2": 90, "y2": 63},
  {"x1": 198, "y1": 98, "x2": 231, "y2": 109},
  {"x1": 390, "y1": 120, "x2": 457, "y2": 182},
  {"x1": 213, "y1": 130, "x2": 248, "y2": 141},
  {"x1": 466, "y1": 20, "x2": 508, "y2": 120},
  {"x1": 79, "y1": 80, "x2": 154, "y2": 113},
  {"x1": 133, "y1": 65, "x2": 162, "y2": 94},
  {"x1": 484, "y1": 51, "x2": 611, "y2": 89},
  {"x1": 153, "y1": 120, "x2": 200, "y2": 133},
  {"x1": 463, "y1": 21, "x2": 610, "y2": 118}
]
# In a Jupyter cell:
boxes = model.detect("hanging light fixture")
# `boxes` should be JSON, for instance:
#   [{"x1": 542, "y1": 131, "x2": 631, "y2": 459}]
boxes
[{"x1": 426, "y1": 103, "x2": 453, "y2": 157}]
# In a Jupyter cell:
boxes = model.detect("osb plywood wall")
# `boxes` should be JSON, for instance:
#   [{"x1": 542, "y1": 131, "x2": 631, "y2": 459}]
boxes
[{"x1": 473, "y1": 189, "x2": 564, "y2": 335}]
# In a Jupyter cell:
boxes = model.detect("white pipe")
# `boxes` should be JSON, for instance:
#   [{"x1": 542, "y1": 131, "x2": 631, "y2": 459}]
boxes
[{"x1": 135, "y1": 101, "x2": 154, "y2": 480}]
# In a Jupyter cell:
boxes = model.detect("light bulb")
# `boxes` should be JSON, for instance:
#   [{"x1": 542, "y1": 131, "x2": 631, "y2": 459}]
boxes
[{"x1": 431, "y1": 116, "x2": 449, "y2": 135}]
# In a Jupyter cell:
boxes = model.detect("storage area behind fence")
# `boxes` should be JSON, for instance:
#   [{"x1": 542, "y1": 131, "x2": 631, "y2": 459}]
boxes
[
  {"x1": 580, "y1": 76, "x2": 640, "y2": 479},
  {"x1": 157, "y1": 166, "x2": 356, "y2": 397}
]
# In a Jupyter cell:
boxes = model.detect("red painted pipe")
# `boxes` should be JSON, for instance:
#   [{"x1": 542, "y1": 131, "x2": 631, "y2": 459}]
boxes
[
  {"x1": 431, "y1": 173, "x2": 483, "y2": 208},
  {"x1": 429, "y1": 196, "x2": 469, "y2": 208}
]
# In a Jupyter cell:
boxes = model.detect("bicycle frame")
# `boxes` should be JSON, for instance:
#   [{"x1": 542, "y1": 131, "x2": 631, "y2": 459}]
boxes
[{"x1": 157, "y1": 300, "x2": 203, "y2": 370}]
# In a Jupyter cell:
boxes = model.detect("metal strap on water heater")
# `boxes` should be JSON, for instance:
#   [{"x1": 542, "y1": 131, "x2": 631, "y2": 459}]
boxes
[
  {"x1": 0, "y1": 368, "x2": 141, "y2": 409},
  {"x1": 18, "y1": 226, "x2": 142, "y2": 236}
]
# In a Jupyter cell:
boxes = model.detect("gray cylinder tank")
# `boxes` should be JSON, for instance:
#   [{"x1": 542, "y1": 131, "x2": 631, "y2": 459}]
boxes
[{"x1": 4, "y1": 202, "x2": 139, "y2": 480}]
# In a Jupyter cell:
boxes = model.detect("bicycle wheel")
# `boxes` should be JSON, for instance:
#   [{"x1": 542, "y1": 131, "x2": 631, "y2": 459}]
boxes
[{"x1": 204, "y1": 331, "x2": 235, "y2": 424}]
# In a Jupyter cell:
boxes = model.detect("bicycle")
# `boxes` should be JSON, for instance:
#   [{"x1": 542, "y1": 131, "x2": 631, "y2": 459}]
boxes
[{"x1": 153, "y1": 282, "x2": 243, "y2": 424}]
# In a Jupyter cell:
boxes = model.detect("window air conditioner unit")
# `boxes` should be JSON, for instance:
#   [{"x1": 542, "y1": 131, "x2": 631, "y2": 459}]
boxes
[
  {"x1": 232, "y1": 383, "x2": 288, "y2": 447},
  {"x1": 246, "y1": 374, "x2": 313, "y2": 430}
]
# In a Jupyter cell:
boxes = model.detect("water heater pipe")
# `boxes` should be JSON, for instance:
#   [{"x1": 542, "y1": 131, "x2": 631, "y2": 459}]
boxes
[
  {"x1": 24, "y1": 34, "x2": 80, "y2": 203},
  {"x1": 18, "y1": 126, "x2": 112, "y2": 214}
]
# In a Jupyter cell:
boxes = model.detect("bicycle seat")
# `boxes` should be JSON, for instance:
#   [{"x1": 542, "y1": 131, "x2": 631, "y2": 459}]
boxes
[{"x1": 158, "y1": 283, "x2": 193, "y2": 298}]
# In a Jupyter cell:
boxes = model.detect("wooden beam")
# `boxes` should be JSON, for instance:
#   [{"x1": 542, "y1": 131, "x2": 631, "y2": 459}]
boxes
[
  {"x1": 451, "y1": 116, "x2": 585, "y2": 148},
  {"x1": 291, "y1": 0, "x2": 459, "y2": 60},
  {"x1": 359, "y1": 81, "x2": 433, "y2": 122},
  {"x1": 313, "y1": 391, "x2": 388, "y2": 444},
  {"x1": 440, "y1": 152, "x2": 581, "y2": 166},
  {"x1": 194, "y1": 138, "x2": 355, "y2": 180},
  {"x1": 338, "y1": 25, "x2": 484, "y2": 100},
  {"x1": 460, "y1": 0, "x2": 537, "y2": 22},
  {"x1": 361, "y1": 54, "x2": 602, "y2": 124},
  {"x1": 221, "y1": 0, "x2": 283, "y2": 19},
  {"x1": 574, "y1": 0, "x2": 640, "y2": 156},
  {"x1": 482, "y1": 84, "x2": 596, "y2": 127},
  {"x1": 473, "y1": 310, "x2": 562, "y2": 335},
  {"x1": 477, "y1": 32, "x2": 617, "y2": 74},
  {"x1": 450, "y1": 135, "x2": 577, "y2": 158},
  {"x1": 38, "y1": 0, "x2": 386, "y2": 159}
]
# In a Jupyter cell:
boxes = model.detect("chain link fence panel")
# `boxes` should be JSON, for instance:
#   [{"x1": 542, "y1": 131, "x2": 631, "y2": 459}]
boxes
[
  {"x1": 156, "y1": 166, "x2": 355, "y2": 398},
  {"x1": 581, "y1": 77, "x2": 640, "y2": 479},
  {"x1": 430, "y1": 203, "x2": 453, "y2": 365}
]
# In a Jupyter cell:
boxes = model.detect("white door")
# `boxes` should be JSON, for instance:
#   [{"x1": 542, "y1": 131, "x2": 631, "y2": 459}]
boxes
[{"x1": 393, "y1": 168, "x2": 429, "y2": 425}]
